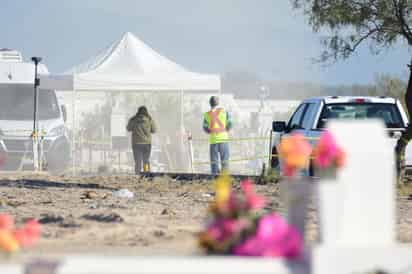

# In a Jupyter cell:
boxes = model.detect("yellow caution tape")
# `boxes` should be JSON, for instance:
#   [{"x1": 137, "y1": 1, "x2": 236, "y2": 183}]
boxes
[
  {"x1": 193, "y1": 156, "x2": 267, "y2": 166},
  {"x1": 82, "y1": 140, "x2": 112, "y2": 145},
  {"x1": 192, "y1": 154, "x2": 315, "y2": 166},
  {"x1": 81, "y1": 135, "x2": 319, "y2": 146},
  {"x1": 189, "y1": 136, "x2": 319, "y2": 143},
  {"x1": 190, "y1": 136, "x2": 271, "y2": 142},
  {"x1": 31, "y1": 131, "x2": 48, "y2": 138},
  {"x1": 1, "y1": 129, "x2": 48, "y2": 138}
]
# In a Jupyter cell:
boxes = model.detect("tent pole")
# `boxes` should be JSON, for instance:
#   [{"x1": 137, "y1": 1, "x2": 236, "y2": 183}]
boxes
[
  {"x1": 180, "y1": 90, "x2": 185, "y2": 172},
  {"x1": 108, "y1": 92, "x2": 113, "y2": 172},
  {"x1": 72, "y1": 89, "x2": 76, "y2": 176},
  {"x1": 180, "y1": 90, "x2": 184, "y2": 132}
]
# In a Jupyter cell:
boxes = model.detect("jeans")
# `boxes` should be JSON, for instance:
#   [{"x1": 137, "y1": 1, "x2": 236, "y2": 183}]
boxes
[
  {"x1": 132, "y1": 144, "x2": 151, "y2": 174},
  {"x1": 210, "y1": 142, "x2": 229, "y2": 174}
]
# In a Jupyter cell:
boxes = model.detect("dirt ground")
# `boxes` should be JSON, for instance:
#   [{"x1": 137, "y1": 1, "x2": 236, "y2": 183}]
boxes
[{"x1": 0, "y1": 173, "x2": 411, "y2": 260}]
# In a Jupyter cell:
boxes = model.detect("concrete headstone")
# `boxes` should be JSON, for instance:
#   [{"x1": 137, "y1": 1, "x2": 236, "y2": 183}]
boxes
[{"x1": 327, "y1": 120, "x2": 395, "y2": 246}]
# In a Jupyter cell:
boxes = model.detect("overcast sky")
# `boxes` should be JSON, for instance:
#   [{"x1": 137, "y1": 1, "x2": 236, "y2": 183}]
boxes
[{"x1": 1, "y1": 0, "x2": 410, "y2": 85}]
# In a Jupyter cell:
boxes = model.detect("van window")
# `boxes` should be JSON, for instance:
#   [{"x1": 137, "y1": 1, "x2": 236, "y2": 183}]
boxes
[
  {"x1": 288, "y1": 104, "x2": 307, "y2": 130},
  {"x1": 0, "y1": 84, "x2": 60, "y2": 120}
]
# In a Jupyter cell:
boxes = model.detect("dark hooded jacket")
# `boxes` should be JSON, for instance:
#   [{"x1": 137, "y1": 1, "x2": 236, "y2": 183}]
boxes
[{"x1": 127, "y1": 113, "x2": 157, "y2": 144}]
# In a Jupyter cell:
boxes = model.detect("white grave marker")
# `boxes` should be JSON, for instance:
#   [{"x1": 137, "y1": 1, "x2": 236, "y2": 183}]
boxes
[{"x1": 325, "y1": 120, "x2": 395, "y2": 246}]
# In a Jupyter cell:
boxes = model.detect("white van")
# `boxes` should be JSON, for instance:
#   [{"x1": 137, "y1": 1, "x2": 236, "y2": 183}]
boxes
[{"x1": 0, "y1": 49, "x2": 70, "y2": 172}]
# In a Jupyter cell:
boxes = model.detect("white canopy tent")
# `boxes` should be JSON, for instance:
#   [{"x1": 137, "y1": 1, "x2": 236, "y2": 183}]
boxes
[
  {"x1": 41, "y1": 32, "x2": 221, "y2": 174},
  {"x1": 43, "y1": 32, "x2": 220, "y2": 91}
]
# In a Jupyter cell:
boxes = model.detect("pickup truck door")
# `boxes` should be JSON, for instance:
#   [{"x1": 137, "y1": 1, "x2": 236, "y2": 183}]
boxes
[
  {"x1": 282, "y1": 102, "x2": 317, "y2": 175},
  {"x1": 286, "y1": 103, "x2": 307, "y2": 136},
  {"x1": 301, "y1": 101, "x2": 323, "y2": 145}
]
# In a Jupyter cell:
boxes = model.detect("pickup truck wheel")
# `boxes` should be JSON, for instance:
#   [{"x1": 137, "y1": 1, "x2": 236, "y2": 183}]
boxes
[
  {"x1": 309, "y1": 161, "x2": 315, "y2": 177},
  {"x1": 271, "y1": 146, "x2": 280, "y2": 170}
]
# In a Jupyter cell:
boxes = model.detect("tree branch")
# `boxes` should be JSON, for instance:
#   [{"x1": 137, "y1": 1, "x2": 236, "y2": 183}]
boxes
[
  {"x1": 292, "y1": 0, "x2": 412, "y2": 62},
  {"x1": 348, "y1": 28, "x2": 379, "y2": 52},
  {"x1": 393, "y1": 0, "x2": 412, "y2": 45}
]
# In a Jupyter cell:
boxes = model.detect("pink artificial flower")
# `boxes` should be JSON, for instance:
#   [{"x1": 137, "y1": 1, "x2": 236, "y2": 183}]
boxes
[
  {"x1": 233, "y1": 213, "x2": 302, "y2": 258},
  {"x1": 240, "y1": 180, "x2": 266, "y2": 210},
  {"x1": 24, "y1": 219, "x2": 41, "y2": 239},
  {"x1": 199, "y1": 218, "x2": 252, "y2": 254},
  {"x1": 207, "y1": 218, "x2": 249, "y2": 242},
  {"x1": 232, "y1": 234, "x2": 262, "y2": 256},
  {"x1": 283, "y1": 165, "x2": 296, "y2": 177},
  {"x1": 257, "y1": 214, "x2": 302, "y2": 258},
  {"x1": 228, "y1": 194, "x2": 240, "y2": 213},
  {"x1": 205, "y1": 224, "x2": 223, "y2": 241},
  {"x1": 14, "y1": 219, "x2": 41, "y2": 248},
  {"x1": 222, "y1": 219, "x2": 249, "y2": 237},
  {"x1": 313, "y1": 130, "x2": 345, "y2": 169},
  {"x1": 0, "y1": 214, "x2": 14, "y2": 230}
]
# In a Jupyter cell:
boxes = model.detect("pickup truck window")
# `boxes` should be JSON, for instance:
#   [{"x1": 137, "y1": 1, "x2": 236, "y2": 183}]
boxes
[
  {"x1": 288, "y1": 103, "x2": 307, "y2": 130},
  {"x1": 301, "y1": 103, "x2": 318, "y2": 129},
  {"x1": 318, "y1": 103, "x2": 404, "y2": 128}
]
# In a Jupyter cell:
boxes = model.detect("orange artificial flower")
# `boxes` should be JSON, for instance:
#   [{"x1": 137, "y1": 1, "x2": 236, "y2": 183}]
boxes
[
  {"x1": 0, "y1": 230, "x2": 19, "y2": 253},
  {"x1": 278, "y1": 134, "x2": 312, "y2": 176}
]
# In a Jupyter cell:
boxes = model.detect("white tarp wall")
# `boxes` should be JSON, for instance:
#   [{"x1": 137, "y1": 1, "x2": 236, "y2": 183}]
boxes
[{"x1": 56, "y1": 91, "x2": 298, "y2": 175}]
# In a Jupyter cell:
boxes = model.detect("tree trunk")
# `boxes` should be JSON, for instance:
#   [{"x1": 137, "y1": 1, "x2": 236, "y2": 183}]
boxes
[
  {"x1": 395, "y1": 59, "x2": 412, "y2": 182},
  {"x1": 405, "y1": 61, "x2": 412, "y2": 113}
]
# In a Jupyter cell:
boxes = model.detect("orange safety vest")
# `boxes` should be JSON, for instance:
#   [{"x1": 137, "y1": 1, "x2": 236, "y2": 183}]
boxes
[
  {"x1": 208, "y1": 108, "x2": 226, "y2": 133},
  {"x1": 204, "y1": 108, "x2": 229, "y2": 144}
]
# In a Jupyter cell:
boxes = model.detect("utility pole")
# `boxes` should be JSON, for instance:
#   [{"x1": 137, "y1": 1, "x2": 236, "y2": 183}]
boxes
[{"x1": 31, "y1": 57, "x2": 42, "y2": 171}]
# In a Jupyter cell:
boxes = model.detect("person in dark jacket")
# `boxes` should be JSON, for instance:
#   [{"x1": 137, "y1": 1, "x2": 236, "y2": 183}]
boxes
[{"x1": 127, "y1": 106, "x2": 157, "y2": 174}]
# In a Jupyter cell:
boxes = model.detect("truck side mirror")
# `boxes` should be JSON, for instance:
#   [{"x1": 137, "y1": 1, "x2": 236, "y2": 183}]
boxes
[
  {"x1": 318, "y1": 118, "x2": 327, "y2": 129},
  {"x1": 61, "y1": 105, "x2": 67, "y2": 122},
  {"x1": 272, "y1": 121, "x2": 286, "y2": 132}
]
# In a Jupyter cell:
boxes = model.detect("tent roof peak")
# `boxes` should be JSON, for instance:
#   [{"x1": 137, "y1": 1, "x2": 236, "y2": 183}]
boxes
[
  {"x1": 67, "y1": 31, "x2": 188, "y2": 76},
  {"x1": 45, "y1": 32, "x2": 221, "y2": 91}
]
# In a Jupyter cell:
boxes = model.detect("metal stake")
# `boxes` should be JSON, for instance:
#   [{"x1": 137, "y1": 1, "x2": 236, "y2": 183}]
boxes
[{"x1": 31, "y1": 57, "x2": 42, "y2": 172}]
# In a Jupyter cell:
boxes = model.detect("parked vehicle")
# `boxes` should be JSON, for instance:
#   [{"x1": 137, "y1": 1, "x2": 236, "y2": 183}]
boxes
[
  {"x1": 270, "y1": 96, "x2": 411, "y2": 175},
  {"x1": 0, "y1": 49, "x2": 70, "y2": 173}
]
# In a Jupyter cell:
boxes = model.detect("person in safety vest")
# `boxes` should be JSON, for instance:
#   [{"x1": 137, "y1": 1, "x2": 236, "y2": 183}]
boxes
[
  {"x1": 127, "y1": 106, "x2": 157, "y2": 175},
  {"x1": 203, "y1": 96, "x2": 232, "y2": 174}
]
